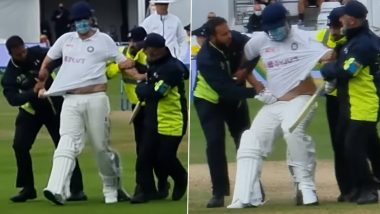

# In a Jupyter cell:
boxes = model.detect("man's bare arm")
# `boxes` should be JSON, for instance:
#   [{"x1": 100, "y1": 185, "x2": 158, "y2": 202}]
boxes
[{"x1": 38, "y1": 56, "x2": 54, "y2": 82}]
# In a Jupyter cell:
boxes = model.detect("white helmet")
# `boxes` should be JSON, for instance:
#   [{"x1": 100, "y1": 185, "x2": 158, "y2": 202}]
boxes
[{"x1": 150, "y1": 0, "x2": 175, "y2": 4}]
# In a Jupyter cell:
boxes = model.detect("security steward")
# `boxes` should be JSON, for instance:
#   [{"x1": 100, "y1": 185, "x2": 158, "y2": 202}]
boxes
[
  {"x1": 1, "y1": 35, "x2": 86, "y2": 202},
  {"x1": 106, "y1": 27, "x2": 169, "y2": 198},
  {"x1": 318, "y1": 6, "x2": 380, "y2": 203},
  {"x1": 106, "y1": 26, "x2": 148, "y2": 154},
  {"x1": 321, "y1": 1, "x2": 380, "y2": 204},
  {"x1": 193, "y1": 17, "x2": 258, "y2": 208},
  {"x1": 131, "y1": 33, "x2": 188, "y2": 203}
]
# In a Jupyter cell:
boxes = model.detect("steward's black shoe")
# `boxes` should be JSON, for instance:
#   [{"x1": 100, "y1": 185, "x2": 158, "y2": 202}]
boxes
[
  {"x1": 206, "y1": 195, "x2": 224, "y2": 208},
  {"x1": 67, "y1": 191, "x2": 88, "y2": 201},
  {"x1": 157, "y1": 181, "x2": 170, "y2": 199},
  {"x1": 10, "y1": 188, "x2": 37, "y2": 202},
  {"x1": 172, "y1": 175, "x2": 187, "y2": 201},
  {"x1": 356, "y1": 190, "x2": 378, "y2": 205},
  {"x1": 130, "y1": 192, "x2": 150, "y2": 204}
]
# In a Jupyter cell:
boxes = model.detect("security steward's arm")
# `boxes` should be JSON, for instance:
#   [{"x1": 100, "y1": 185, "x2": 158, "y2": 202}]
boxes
[
  {"x1": 1, "y1": 47, "x2": 58, "y2": 106},
  {"x1": 321, "y1": 39, "x2": 377, "y2": 81},
  {"x1": 136, "y1": 62, "x2": 184, "y2": 101},
  {"x1": 197, "y1": 51, "x2": 257, "y2": 100}
]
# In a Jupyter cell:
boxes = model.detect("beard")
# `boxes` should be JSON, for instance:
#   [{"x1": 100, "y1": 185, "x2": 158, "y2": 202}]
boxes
[{"x1": 214, "y1": 40, "x2": 229, "y2": 52}]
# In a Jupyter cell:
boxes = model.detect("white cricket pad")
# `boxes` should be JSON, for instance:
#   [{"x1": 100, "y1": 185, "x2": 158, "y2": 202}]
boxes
[
  {"x1": 45, "y1": 135, "x2": 77, "y2": 198},
  {"x1": 228, "y1": 130, "x2": 264, "y2": 208}
]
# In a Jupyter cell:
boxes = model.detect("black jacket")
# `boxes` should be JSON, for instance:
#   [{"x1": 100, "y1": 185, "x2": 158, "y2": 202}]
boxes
[
  {"x1": 195, "y1": 31, "x2": 256, "y2": 101},
  {"x1": 1, "y1": 46, "x2": 62, "y2": 115},
  {"x1": 136, "y1": 50, "x2": 188, "y2": 135}
]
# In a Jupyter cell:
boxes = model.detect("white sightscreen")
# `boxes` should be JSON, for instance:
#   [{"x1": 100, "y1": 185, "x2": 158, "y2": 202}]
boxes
[{"x1": 0, "y1": 0, "x2": 40, "y2": 43}]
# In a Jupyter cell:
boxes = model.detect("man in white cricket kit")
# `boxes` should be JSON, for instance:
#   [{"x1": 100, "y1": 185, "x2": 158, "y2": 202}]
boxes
[
  {"x1": 36, "y1": 1, "x2": 131, "y2": 205},
  {"x1": 228, "y1": 3, "x2": 331, "y2": 208},
  {"x1": 141, "y1": 0, "x2": 188, "y2": 63}
]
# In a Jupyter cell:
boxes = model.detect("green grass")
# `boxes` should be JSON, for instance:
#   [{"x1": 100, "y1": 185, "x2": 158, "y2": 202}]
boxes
[{"x1": 0, "y1": 76, "x2": 188, "y2": 213}]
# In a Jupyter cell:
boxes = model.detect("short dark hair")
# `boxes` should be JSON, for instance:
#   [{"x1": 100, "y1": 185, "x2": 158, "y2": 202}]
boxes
[
  {"x1": 6, "y1": 35, "x2": 24, "y2": 54},
  {"x1": 205, "y1": 16, "x2": 227, "y2": 37}
]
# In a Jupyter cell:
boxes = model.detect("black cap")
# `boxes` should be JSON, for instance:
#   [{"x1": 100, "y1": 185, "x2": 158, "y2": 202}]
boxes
[
  {"x1": 343, "y1": 1, "x2": 368, "y2": 19},
  {"x1": 327, "y1": 7, "x2": 345, "y2": 27},
  {"x1": 70, "y1": 1, "x2": 92, "y2": 21},
  {"x1": 144, "y1": 33, "x2": 166, "y2": 48},
  {"x1": 128, "y1": 27, "x2": 147, "y2": 42},
  {"x1": 261, "y1": 3, "x2": 287, "y2": 31},
  {"x1": 184, "y1": 24, "x2": 190, "y2": 32},
  {"x1": 192, "y1": 25, "x2": 207, "y2": 37}
]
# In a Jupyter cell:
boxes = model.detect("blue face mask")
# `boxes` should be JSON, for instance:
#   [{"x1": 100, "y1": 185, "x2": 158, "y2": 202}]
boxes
[
  {"x1": 74, "y1": 19, "x2": 91, "y2": 34},
  {"x1": 267, "y1": 26, "x2": 288, "y2": 42}
]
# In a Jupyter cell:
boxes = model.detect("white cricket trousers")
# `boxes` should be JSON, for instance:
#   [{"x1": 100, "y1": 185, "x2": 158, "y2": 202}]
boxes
[
  {"x1": 250, "y1": 95, "x2": 317, "y2": 190},
  {"x1": 45, "y1": 92, "x2": 122, "y2": 199}
]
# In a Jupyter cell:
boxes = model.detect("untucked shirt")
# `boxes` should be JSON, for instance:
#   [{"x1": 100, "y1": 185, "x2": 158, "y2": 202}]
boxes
[
  {"x1": 245, "y1": 27, "x2": 329, "y2": 98},
  {"x1": 45, "y1": 29, "x2": 125, "y2": 96}
]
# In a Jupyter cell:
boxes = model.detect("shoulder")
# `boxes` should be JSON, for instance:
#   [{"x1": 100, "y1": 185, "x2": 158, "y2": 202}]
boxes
[
  {"x1": 246, "y1": 32, "x2": 267, "y2": 48},
  {"x1": 2, "y1": 63, "x2": 17, "y2": 84},
  {"x1": 231, "y1": 30, "x2": 250, "y2": 45},
  {"x1": 142, "y1": 14, "x2": 156, "y2": 23},
  {"x1": 197, "y1": 44, "x2": 213, "y2": 63},
  {"x1": 96, "y1": 31, "x2": 117, "y2": 44},
  {"x1": 60, "y1": 32, "x2": 76, "y2": 40},
  {"x1": 351, "y1": 33, "x2": 375, "y2": 53},
  {"x1": 168, "y1": 13, "x2": 181, "y2": 22}
]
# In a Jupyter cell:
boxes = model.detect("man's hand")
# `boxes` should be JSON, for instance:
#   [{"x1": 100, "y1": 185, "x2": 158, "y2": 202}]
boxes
[
  {"x1": 118, "y1": 59, "x2": 135, "y2": 70},
  {"x1": 34, "y1": 81, "x2": 45, "y2": 93},
  {"x1": 255, "y1": 88, "x2": 277, "y2": 104},
  {"x1": 123, "y1": 68, "x2": 147, "y2": 81},
  {"x1": 320, "y1": 50, "x2": 336, "y2": 64},
  {"x1": 233, "y1": 68, "x2": 249, "y2": 83},
  {"x1": 324, "y1": 80, "x2": 337, "y2": 94},
  {"x1": 38, "y1": 88, "x2": 47, "y2": 98}
]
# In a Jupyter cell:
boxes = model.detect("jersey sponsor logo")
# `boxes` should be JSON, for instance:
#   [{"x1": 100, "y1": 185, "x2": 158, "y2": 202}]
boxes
[
  {"x1": 266, "y1": 56, "x2": 299, "y2": 68},
  {"x1": 64, "y1": 56, "x2": 85, "y2": 64},
  {"x1": 291, "y1": 42, "x2": 298, "y2": 50},
  {"x1": 264, "y1": 47, "x2": 276, "y2": 53}
]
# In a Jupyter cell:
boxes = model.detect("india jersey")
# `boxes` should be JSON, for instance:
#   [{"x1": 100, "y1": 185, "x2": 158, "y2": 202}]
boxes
[
  {"x1": 245, "y1": 27, "x2": 329, "y2": 98},
  {"x1": 45, "y1": 30, "x2": 125, "y2": 96}
]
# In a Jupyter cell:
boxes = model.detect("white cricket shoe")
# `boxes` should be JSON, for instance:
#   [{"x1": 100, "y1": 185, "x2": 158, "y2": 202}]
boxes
[
  {"x1": 296, "y1": 189, "x2": 319, "y2": 205},
  {"x1": 104, "y1": 188, "x2": 118, "y2": 204},
  {"x1": 227, "y1": 200, "x2": 246, "y2": 209}
]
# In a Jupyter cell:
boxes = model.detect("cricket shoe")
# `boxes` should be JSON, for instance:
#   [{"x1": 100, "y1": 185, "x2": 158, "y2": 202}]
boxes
[
  {"x1": 295, "y1": 188, "x2": 319, "y2": 206},
  {"x1": 105, "y1": 188, "x2": 131, "y2": 204},
  {"x1": 43, "y1": 189, "x2": 65, "y2": 205}
]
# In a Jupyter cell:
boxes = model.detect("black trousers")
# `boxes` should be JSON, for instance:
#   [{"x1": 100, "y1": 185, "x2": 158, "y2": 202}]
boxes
[
  {"x1": 132, "y1": 105, "x2": 167, "y2": 190},
  {"x1": 136, "y1": 130, "x2": 187, "y2": 194},
  {"x1": 132, "y1": 104, "x2": 145, "y2": 154},
  {"x1": 13, "y1": 109, "x2": 84, "y2": 193},
  {"x1": 194, "y1": 97, "x2": 250, "y2": 197},
  {"x1": 326, "y1": 95, "x2": 380, "y2": 195}
]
